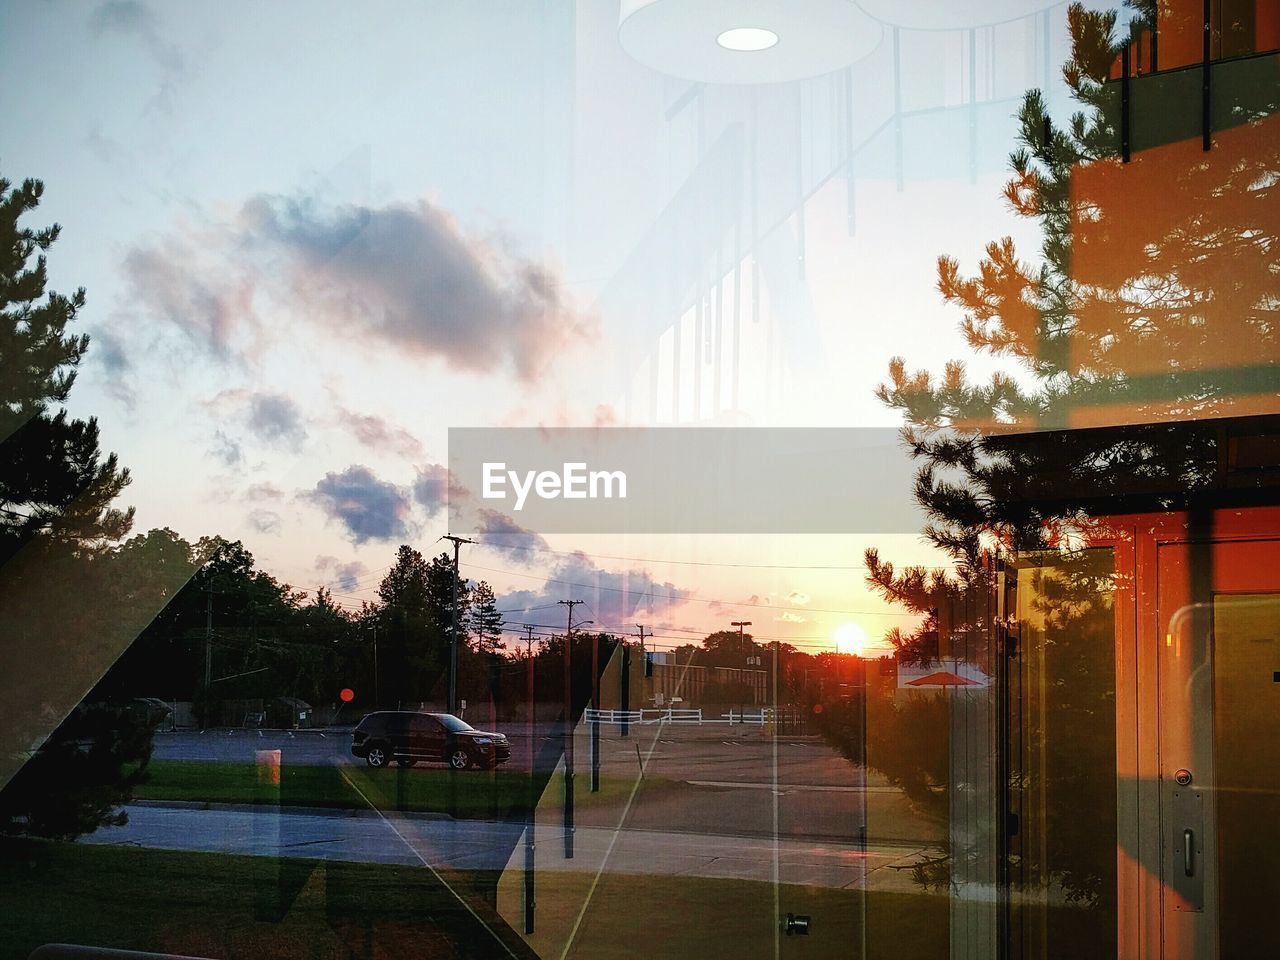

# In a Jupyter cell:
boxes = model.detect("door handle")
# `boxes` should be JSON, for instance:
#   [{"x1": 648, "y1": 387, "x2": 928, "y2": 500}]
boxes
[{"x1": 1183, "y1": 828, "x2": 1195, "y2": 877}]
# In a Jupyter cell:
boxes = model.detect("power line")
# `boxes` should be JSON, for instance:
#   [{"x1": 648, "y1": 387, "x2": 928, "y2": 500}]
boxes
[
  {"x1": 491, "y1": 621, "x2": 890, "y2": 654},
  {"x1": 473, "y1": 539, "x2": 877, "y2": 571},
  {"x1": 459, "y1": 559, "x2": 910, "y2": 618}
]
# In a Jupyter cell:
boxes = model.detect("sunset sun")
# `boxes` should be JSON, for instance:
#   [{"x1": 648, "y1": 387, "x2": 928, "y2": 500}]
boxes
[{"x1": 833, "y1": 622, "x2": 868, "y2": 656}]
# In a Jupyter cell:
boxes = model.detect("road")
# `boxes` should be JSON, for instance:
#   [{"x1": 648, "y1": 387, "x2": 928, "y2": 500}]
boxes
[
  {"x1": 150, "y1": 725, "x2": 942, "y2": 846},
  {"x1": 83, "y1": 799, "x2": 933, "y2": 892}
]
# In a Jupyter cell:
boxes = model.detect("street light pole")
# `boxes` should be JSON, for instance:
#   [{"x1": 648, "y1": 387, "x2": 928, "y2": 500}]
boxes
[
  {"x1": 558, "y1": 599, "x2": 584, "y2": 858},
  {"x1": 731, "y1": 620, "x2": 752, "y2": 723},
  {"x1": 372, "y1": 624, "x2": 379, "y2": 709},
  {"x1": 440, "y1": 535, "x2": 475, "y2": 715}
]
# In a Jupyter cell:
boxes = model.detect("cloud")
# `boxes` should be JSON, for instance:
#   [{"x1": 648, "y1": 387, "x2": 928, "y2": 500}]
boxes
[
  {"x1": 310, "y1": 465, "x2": 412, "y2": 544},
  {"x1": 202, "y1": 389, "x2": 306, "y2": 452},
  {"x1": 93, "y1": 329, "x2": 131, "y2": 376},
  {"x1": 495, "y1": 552, "x2": 691, "y2": 630},
  {"x1": 88, "y1": 2, "x2": 186, "y2": 112},
  {"x1": 125, "y1": 243, "x2": 256, "y2": 361},
  {"x1": 474, "y1": 507, "x2": 550, "y2": 565},
  {"x1": 708, "y1": 593, "x2": 774, "y2": 617},
  {"x1": 337, "y1": 408, "x2": 421, "y2": 458},
  {"x1": 246, "y1": 195, "x2": 595, "y2": 381},
  {"x1": 246, "y1": 482, "x2": 285, "y2": 501},
  {"x1": 247, "y1": 392, "x2": 307, "y2": 448},
  {"x1": 412, "y1": 463, "x2": 454, "y2": 518},
  {"x1": 774, "y1": 611, "x2": 807, "y2": 624},
  {"x1": 786, "y1": 591, "x2": 811, "y2": 606},
  {"x1": 210, "y1": 430, "x2": 242, "y2": 467},
  {"x1": 92, "y1": 328, "x2": 136, "y2": 409},
  {"x1": 126, "y1": 193, "x2": 593, "y2": 381},
  {"x1": 247, "y1": 509, "x2": 282, "y2": 536},
  {"x1": 316, "y1": 555, "x2": 368, "y2": 592}
]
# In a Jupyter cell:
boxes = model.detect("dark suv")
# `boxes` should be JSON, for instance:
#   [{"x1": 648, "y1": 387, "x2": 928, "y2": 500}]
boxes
[{"x1": 350, "y1": 711, "x2": 510, "y2": 770}]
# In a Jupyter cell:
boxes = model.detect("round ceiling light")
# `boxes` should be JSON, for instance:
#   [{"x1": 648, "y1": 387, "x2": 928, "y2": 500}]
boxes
[
  {"x1": 619, "y1": 0, "x2": 882, "y2": 85},
  {"x1": 716, "y1": 27, "x2": 779, "y2": 52},
  {"x1": 854, "y1": 0, "x2": 1056, "y2": 31}
]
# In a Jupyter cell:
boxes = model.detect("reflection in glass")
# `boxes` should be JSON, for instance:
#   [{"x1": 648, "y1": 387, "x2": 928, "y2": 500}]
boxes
[
  {"x1": 1007, "y1": 549, "x2": 1118, "y2": 959},
  {"x1": 1212, "y1": 594, "x2": 1280, "y2": 960}
]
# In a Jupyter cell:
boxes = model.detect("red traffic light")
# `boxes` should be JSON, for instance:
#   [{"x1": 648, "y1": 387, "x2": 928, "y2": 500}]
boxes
[{"x1": 339, "y1": 687, "x2": 355, "y2": 703}]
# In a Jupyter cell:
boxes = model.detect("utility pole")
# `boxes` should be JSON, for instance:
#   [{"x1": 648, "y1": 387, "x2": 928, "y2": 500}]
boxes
[
  {"x1": 371, "y1": 624, "x2": 379, "y2": 709},
  {"x1": 630, "y1": 624, "x2": 649, "y2": 730},
  {"x1": 558, "y1": 599, "x2": 583, "y2": 858},
  {"x1": 634, "y1": 624, "x2": 649, "y2": 660},
  {"x1": 590, "y1": 630, "x2": 602, "y2": 793},
  {"x1": 732, "y1": 620, "x2": 752, "y2": 724},
  {"x1": 522, "y1": 621, "x2": 536, "y2": 934},
  {"x1": 203, "y1": 581, "x2": 214, "y2": 730},
  {"x1": 204, "y1": 583, "x2": 214, "y2": 690},
  {"x1": 440, "y1": 535, "x2": 475, "y2": 715}
]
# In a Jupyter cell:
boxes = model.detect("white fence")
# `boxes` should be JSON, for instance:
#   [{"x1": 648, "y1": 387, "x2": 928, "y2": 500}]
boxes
[{"x1": 582, "y1": 707, "x2": 779, "y2": 725}]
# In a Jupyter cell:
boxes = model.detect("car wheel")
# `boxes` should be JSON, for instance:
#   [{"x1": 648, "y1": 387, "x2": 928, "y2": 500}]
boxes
[
  {"x1": 365, "y1": 744, "x2": 388, "y2": 768},
  {"x1": 448, "y1": 748, "x2": 473, "y2": 771}
]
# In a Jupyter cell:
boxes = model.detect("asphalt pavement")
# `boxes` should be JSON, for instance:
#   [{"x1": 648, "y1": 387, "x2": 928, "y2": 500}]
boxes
[
  {"x1": 83, "y1": 799, "x2": 932, "y2": 892},
  {"x1": 110, "y1": 724, "x2": 944, "y2": 896}
]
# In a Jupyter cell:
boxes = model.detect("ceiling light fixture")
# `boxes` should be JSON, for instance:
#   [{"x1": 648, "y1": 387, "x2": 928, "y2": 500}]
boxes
[
  {"x1": 716, "y1": 27, "x2": 779, "y2": 52},
  {"x1": 619, "y1": 0, "x2": 881, "y2": 85}
]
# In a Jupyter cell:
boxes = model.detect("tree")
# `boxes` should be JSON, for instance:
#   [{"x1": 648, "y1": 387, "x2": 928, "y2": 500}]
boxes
[
  {"x1": 873, "y1": 0, "x2": 1280, "y2": 572},
  {"x1": 371, "y1": 547, "x2": 470, "y2": 704},
  {"x1": 0, "y1": 703, "x2": 154, "y2": 840},
  {"x1": 0, "y1": 175, "x2": 133, "y2": 565},
  {"x1": 0, "y1": 171, "x2": 153, "y2": 838},
  {"x1": 377, "y1": 544, "x2": 431, "y2": 613},
  {"x1": 699, "y1": 628, "x2": 759, "y2": 667},
  {"x1": 861, "y1": 0, "x2": 1278, "y2": 933},
  {"x1": 466, "y1": 580, "x2": 504, "y2": 655},
  {"x1": 423, "y1": 550, "x2": 470, "y2": 642}
]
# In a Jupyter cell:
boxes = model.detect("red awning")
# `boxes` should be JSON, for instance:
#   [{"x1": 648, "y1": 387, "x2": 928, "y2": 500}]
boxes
[{"x1": 906, "y1": 670, "x2": 981, "y2": 687}]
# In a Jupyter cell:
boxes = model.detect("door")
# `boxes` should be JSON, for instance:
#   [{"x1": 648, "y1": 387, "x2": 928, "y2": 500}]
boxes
[
  {"x1": 1156, "y1": 536, "x2": 1280, "y2": 960},
  {"x1": 411, "y1": 714, "x2": 445, "y2": 760}
]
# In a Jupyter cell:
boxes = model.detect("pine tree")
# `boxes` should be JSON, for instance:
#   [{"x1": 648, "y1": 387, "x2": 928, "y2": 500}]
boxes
[
  {"x1": 375, "y1": 545, "x2": 432, "y2": 704},
  {"x1": 0, "y1": 175, "x2": 133, "y2": 565},
  {"x1": 869, "y1": 1, "x2": 1280, "y2": 644},
  {"x1": 861, "y1": 2, "x2": 1279, "y2": 922},
  {"x1": 466, "y1": 580, "x2": 504, "y2": 655},
  {"x1": 0, "y1": 172, "x2": 146, "y2": 838}
]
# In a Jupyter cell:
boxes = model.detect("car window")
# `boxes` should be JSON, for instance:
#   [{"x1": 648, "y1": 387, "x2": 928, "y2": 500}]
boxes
[
  {"x1": 410, "y1": 715, "x2": 440, "y2": 735},
  {"x1": 436, "y1": 715, "x2": 474, "y2": 733}
]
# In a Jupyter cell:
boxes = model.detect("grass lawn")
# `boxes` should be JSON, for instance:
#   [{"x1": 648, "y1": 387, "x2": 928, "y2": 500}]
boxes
[
  {"x1": 0, "y1": 837, "x2": 530, "y2": 960},
  {"x1": 499, "y1": 868, "x2": 951, "y2": 960},
  {"x1": 135, "y1": 760, "x2": 665, "y2": 821},
  {"x1": 1, "y1": 836, "x2": 951, "y2": 960}
]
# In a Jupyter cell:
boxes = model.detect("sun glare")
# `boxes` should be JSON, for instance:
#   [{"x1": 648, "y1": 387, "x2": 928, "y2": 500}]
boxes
[{"x1": 833, "y1": 622, "x2": 868, "y2": 656}]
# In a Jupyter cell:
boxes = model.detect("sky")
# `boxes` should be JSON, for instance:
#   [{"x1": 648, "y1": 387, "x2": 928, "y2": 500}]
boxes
[{"x1": 0, "y1": 0, "x2": 1121, "y2": 657}]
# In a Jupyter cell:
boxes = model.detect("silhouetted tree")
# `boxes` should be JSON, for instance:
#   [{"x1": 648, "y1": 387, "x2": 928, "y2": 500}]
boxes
[
  {"x1": 0, "y1": 171, "x2": 161, "y2": 838},
  {"x1": 0, "y1": 176, "x2": 133, "y2": 565},
  {"x1": 863, "y1": 2, "x2": 1278, "y2": 928},
  {"x1": 466, "y1": 580, "x2": 504, "y2": 655}
]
